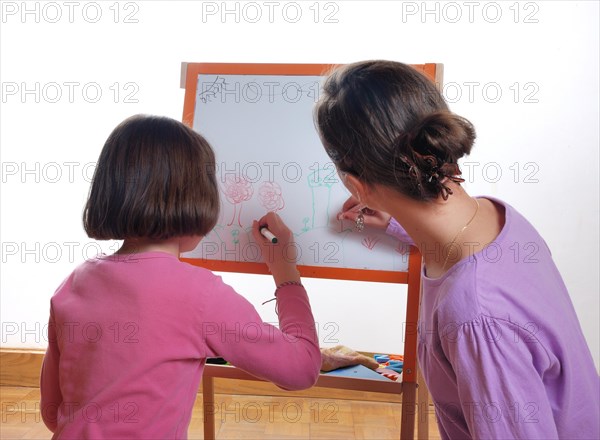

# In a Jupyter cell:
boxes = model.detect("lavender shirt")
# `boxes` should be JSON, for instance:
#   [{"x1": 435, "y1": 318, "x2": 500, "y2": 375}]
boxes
[{"x1": 387, "y1": 197, "x2": 599, "y2": 439}]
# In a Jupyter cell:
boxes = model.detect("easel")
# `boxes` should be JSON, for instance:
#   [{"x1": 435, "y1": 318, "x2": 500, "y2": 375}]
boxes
[{"x1": 180, "y1": 62, "x2": 442, "y2": 439}]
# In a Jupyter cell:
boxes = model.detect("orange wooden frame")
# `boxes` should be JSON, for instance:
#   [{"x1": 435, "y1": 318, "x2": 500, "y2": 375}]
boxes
[{"x1": 180, "y1": 62, "x2": 439, "y2": 439}]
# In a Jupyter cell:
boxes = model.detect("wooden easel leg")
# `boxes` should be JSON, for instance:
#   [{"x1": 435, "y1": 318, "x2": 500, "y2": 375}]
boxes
[
  {"x1": 417, "y1": 368, "x2": 430, "y2": 440},
  {"x1": 203, "y1": 376, "x2": 216, "y2": 440},
  {"x1": 400, "y1": 381, "x2": 417, "y2": 440}
]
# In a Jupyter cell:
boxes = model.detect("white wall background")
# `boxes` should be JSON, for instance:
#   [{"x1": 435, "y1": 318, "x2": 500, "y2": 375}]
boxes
[{"x1": 1, "y1": 1, "x2": 598, "y2": 368}]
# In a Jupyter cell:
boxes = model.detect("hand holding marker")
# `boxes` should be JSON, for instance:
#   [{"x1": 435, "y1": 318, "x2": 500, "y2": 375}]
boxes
[{"x1": 252, "y1": 212, "x2": 300, "y2": 286}]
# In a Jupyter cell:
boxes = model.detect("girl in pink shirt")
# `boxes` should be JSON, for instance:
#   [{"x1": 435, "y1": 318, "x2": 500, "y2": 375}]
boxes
[{"x1": 40, "y1": 115, "x2": 321, "y2": 439}]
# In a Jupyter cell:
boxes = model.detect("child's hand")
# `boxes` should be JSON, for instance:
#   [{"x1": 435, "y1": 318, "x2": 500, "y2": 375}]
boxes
[
  {"x1": 252, "y1": 212, "x2": 300, "y2": 286},
  {"x1": 337, "y1": 196, "x2": 392, "y2": 230}
]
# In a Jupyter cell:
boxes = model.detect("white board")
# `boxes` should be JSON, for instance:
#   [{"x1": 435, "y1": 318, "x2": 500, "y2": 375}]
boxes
[{"x1": 183, "y1": 73, "x2": 409, "y2": 272}]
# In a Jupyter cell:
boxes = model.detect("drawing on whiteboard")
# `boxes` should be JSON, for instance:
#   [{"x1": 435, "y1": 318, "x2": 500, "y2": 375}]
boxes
[
  {"x1": 302, "y1": 217, "x2": 310, "y2": 232},
  {"x1": 185, "y1": 72, "x2": 410, "y2": 272},
  {"x1": 362, "y1": 236, "x2": 380, "y2": 251},
  {"x1": 223, "y1": 175, "x2": 254, "y2": 227},
  {"x1": 394, "y1": 241, "x2": 410, "y2": 256},
  {"x1": 258, "y1": 181, "x2": 285, "y2": 212},
  {"x1": 198, "y1": 76, "x2": 226, "y2": 103},
  {"x1": 307, "y1": 167, "x2": 336, "y2": 230}
]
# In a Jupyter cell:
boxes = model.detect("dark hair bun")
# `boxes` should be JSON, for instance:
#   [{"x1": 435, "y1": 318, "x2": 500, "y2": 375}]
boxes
[
  {"x1": 393, "y1": 112, "x2": 476, "y2": 200},
  {"x1": 315, "y1": 61, "x2": 478, "y2": 201},
  {"x1": 408, "y1": 112, "x2": 476, "y2": 162}
]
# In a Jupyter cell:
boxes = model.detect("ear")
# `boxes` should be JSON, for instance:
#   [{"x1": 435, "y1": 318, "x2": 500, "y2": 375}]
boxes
[{"x1": 343, "y1": 173, "x2": 370, "y2": 204}]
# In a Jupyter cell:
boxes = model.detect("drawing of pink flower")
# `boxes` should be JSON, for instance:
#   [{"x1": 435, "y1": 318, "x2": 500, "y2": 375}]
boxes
[
  {"x1": 258, "y1": 181, "x2": 285, "y2": 212},
  {"x1": 223, "y1": 175, "x2": 254, "y2": 204}
]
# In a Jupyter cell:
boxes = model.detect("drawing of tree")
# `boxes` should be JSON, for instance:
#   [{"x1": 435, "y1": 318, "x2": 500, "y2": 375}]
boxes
[
  {"x1": 307, "y1": 167, "x2": 336, "y2": 229},
  {"x1": 223, "y1": 175, "x2": 254, "y2": 227}
]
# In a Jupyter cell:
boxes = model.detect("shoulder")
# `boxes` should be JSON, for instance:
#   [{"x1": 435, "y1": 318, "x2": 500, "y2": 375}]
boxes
[
  {"x1": 480, "y1": 196, "x2": 550, "y2": 250},
  {"x1": 65, "y1": 252, "x2": 224, "y2": 300},
  {"x1": 424, "y1": 260, "x2": 482, "y2": 326}
]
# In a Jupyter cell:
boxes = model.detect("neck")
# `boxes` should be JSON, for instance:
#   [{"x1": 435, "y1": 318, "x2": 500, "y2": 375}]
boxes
[
  {"x1": 380, "y1": 183, "x2": 480, "y2": 277},
  {"x1": 116, "y1": 238, "x2": 182, "y2": 257}
]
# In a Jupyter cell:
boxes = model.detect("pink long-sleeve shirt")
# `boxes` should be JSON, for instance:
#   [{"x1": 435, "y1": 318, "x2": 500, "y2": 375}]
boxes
[
  {"x1": 40, "y1": 251, "x2": 321, "y2": 439},
  {"x1": 387, "y1": 196, "x2": 600, "y2": 439}
]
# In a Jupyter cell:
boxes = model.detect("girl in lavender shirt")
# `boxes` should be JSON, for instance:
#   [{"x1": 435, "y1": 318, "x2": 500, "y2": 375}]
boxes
[{"x1": 315, "y1": 60, "x2": 599, "y2": 439}]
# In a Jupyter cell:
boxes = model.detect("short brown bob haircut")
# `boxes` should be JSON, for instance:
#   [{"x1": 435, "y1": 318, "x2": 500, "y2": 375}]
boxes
[{"x1": 83, "y1": 115, "x2": 219, "y2": 240}]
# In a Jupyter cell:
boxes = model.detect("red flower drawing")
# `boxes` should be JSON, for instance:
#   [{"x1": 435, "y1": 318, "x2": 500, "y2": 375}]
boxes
[{"x1": 258, "y1": 181, "x2": 285, "y2": 212}]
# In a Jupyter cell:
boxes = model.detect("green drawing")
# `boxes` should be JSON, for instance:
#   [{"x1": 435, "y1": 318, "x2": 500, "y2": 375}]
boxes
[
  {"x1": 301, "y1": 217, "x2": 310, "y2": 232},
  {"x1": 307, "y1": 167, "x2": 336, "y2": 230}
]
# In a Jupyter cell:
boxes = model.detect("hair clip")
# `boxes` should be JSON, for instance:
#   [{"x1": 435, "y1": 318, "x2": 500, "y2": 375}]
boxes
[{"x1": 427, "y1": 170, "x2": 440, "y2": 183}]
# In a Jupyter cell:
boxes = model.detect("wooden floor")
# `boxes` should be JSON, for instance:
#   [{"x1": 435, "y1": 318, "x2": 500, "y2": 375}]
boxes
[{"x1": 1, "y1": 386, "x2": 441, "y2": 439}]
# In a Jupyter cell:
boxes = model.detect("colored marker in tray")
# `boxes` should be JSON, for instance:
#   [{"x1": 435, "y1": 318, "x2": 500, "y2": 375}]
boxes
[{"x1": 374, "y1": 354, "x2": 404, "y2": 381}]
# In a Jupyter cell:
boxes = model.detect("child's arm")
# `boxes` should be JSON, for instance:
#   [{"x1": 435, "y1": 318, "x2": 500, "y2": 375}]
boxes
[
  {"x1": 40, "y1": 305, "x2": 62, "y2": 432},
  {"x1": 201, "y1": 277, "x2": 320, "y2": 391},
  {"x1": 201, "y1": 212, "x2": 320, "y2": 390},
  {"x1": 251, "y1": 212, "x2": 301, "y2": 286}
]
